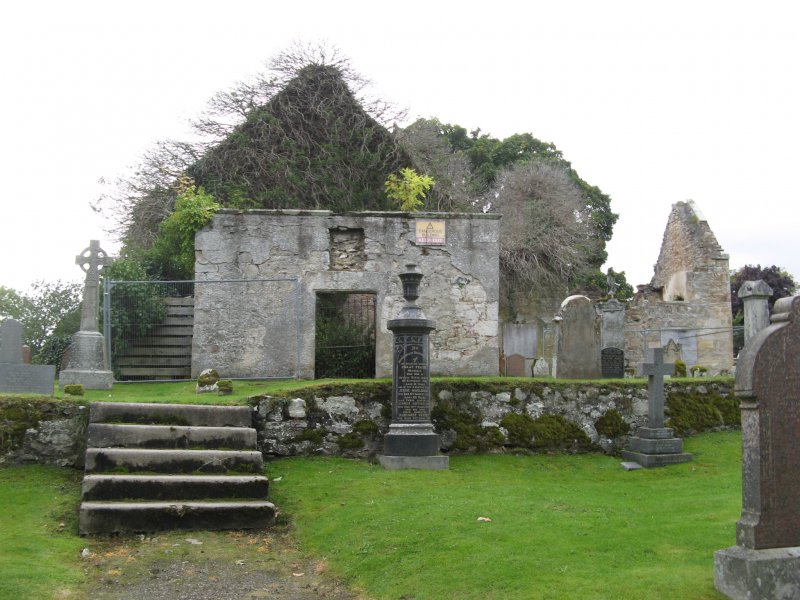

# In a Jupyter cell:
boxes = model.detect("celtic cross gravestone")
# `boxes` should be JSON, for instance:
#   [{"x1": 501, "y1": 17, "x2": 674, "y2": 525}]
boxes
[{"x1": 59, "y1": 240, "x2": 114, "y2": 390}]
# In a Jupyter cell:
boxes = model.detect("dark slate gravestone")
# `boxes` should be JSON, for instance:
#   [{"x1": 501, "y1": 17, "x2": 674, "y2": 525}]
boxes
[
  {"x1": 601, "y1": 347, "x2": 624, "y2": 378},
  {"x1": 0, "y1": 318, "x2": 55, "y2": 395},
  {"x1": 59, "y1": 240, "x2": 114, "y2": 390},
  {"x1": 506, "y1": 353, "x2": 527, "y2": 377},
  {"x1": 379, "y1": 264, "x2": 448, "y2": 470},
  {"x1": 620, "y1": 347, "x2": 692, "y2": 468},
  {"x1": 714, "y1": 295, "x2": 800, "y2": 599}
]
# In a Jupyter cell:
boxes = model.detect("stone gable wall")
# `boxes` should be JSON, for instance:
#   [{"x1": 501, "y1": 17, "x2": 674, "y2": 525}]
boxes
[
  {"x1": 625, "y1": 201, "x2": 733, "y2": 374},
  {"x1": 193, "y1": 210, "x2": 501, "y2": 378}
]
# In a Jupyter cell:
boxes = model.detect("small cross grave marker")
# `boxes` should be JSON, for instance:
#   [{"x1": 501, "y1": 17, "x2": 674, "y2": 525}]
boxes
[{"x1": 641, "y1": 347, "x2": 673, "y2": 429}]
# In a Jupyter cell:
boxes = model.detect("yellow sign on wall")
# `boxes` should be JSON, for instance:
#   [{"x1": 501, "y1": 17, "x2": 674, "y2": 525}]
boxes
[{"x1": 415, "y1": 220, "x2": 446, "y2": 245}]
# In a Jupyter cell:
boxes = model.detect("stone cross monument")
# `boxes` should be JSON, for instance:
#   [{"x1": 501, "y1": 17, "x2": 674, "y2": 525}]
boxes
[
  {"x1": 714, "y1": 295, "x2": 800, "y2": 598},
  {"x1": 621, "y1": 347, "x2": 692, "y2": 468},
  {"x1": 59, "y1": 240, "x2": 114, "y2": 390},
  {"x1": 379, "y1": 264, "x2": 448, "y2": 470}
]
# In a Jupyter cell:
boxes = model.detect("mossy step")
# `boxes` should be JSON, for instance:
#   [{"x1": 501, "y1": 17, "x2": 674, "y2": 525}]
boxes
[
  {"x1": 79, "y1": 500, "x2": 276, "y2": 534},
  {"x1": 87, "y1": 423, "x2": 256, "y2": 450},
  {"x1": 89, "y1": 402, "x2": 253, "y2": 428},
  {"x1": 81, "y1": 474, "x2": 269, "y2": 501},
  {"x1": 84, "y1": 448, "x2": 263, "y2": 474}
]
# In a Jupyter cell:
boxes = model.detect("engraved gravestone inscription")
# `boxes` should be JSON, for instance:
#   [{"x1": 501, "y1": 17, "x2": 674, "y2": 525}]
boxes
[
  {"x1": 394, "y1": 334, "x2": 430, "y2": 422},
  {"x1": 601, "y1": 347, "x2": 624, "y2": 378}
]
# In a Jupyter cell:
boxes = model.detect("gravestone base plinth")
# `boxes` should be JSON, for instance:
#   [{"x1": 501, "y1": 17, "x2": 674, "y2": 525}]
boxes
[
  {"x1": 620, "y1": 427, "x2": 692, "y2": 468},
  {"x1": 714, "y1": 545, "x2": 800, "y2": 600},
  {"x1": 379, "y1": 423, "x2": 449, "y2": 470},
  {"x1": 59, "y1": 331, "x2": 113, "y2": 390}
]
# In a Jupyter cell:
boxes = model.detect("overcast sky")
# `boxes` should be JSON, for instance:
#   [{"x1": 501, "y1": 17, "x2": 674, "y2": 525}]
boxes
[{"x1": 2, "y1": 0, "x2": 798, "y2": 294}]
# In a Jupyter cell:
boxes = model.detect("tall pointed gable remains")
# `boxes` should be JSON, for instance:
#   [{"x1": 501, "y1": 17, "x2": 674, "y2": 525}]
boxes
[
  {"x1": 623, "y1": 200, "x2": 733, "y2": 375},
  {"x1": 651, "y1": 200, "x2": 729, "y2": 303}
]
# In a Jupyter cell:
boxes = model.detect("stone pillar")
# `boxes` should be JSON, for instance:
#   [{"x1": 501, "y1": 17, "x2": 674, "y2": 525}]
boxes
[
  {"x1": 379, "y1": 264, "x2": 448, "y2": 470},
  {"x1": 714, "y1": 295, "x2": 800, "y2": 598},
  {"x1": 737, "y1": 280, "x2": 773, "y2": 348},
  {"x1": 59, "y1": 240, "x2": 114, "y2": 390}
]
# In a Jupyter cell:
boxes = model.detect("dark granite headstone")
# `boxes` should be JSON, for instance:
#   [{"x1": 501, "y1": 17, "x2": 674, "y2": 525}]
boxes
[
  {"x1": 379, "y1": 264, "x2": 448, "y2": 470},
  {"x1": 715, "y1": 295, "x2": 800, "y2": 598},
  {"x1": 0, "y1": 318, "x2": 55, "y2": 395},
  {"x1": 601, "y1": 347, "x2": 624, "y2": 378},
  {"x1": 620, "y1": 348, "x2": 692, "y2": 468},
  {"x1": 506, "y1": 353, "x2": 526, "y2": 377}
]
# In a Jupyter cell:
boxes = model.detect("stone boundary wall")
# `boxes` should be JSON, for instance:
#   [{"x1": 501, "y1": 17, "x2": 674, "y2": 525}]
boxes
[
  {"x1": 0, "y1": 399, "x2": 88, "y2": 468},
  {"x1": 1, "y1": 380, "x2": 736, "y2": 467}
]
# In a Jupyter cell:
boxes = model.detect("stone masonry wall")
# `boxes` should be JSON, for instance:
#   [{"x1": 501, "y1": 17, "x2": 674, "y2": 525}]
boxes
[
  {"x1": 253, "y1": 379, "x2": 736, "y2": 459},
  {"x1": 1, "y1": 381, "x2": 735, "y2": 466},
  {"x1": 193, "y1": 210, "x2": 501, "y2": 379},
  {"x1": 625, "y1": 201, "x2": 733, "y2": 375}
]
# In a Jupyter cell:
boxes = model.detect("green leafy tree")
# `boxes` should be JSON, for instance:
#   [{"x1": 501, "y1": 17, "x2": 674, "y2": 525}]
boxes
[
  {"x1": 0, "y1": 281, "x2": 81, "y2": 367},
  {"x1": 384, "y1": 168, "x2": 435, "y2": 211},
  {"x1": 0, "y1": 286, "x2": 34, "y2": 321},
  {"x1": 145, "y1": 180, "x2": 221, "y2": 280}
]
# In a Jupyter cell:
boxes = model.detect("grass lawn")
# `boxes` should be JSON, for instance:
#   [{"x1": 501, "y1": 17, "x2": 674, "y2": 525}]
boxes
[
  {"x1": 46, "y1": 378, "x2": 385, "y2": 405},
  {"x1": 0, "y1": 466, "x2": 85, "y2": 599},
  {"x1": 269, "y1": 431, "x2": 741, "y2": 600}
]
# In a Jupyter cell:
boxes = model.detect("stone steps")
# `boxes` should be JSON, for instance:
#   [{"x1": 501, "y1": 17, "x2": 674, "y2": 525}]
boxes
[
  {"x1": 88, "y1": 423, "x2": 257, "y2": 450},
  {"x1": 79, "y1": 402, "x2": 275, "y2": 535}
]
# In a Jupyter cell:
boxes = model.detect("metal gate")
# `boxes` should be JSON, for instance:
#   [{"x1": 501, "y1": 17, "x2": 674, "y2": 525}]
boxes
[{"x1": 314, "y1": 292, "x2": 376, "y2": 379}]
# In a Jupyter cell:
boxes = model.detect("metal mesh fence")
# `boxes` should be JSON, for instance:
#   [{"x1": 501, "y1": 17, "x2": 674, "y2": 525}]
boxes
[{"x1": 103, "y1": 279, "x2": 300, "y2": 381}]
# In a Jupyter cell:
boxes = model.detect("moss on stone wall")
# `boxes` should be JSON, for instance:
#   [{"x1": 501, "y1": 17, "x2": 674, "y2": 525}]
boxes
[
  {"x1": 594, "y1": 409, "x2": 631, "y2": 438},
  {"x1": 666, "y1": 391, "x2": 740, "y2": 435},
  {"x1": 0, "y1": 397, "x2": 86, "y2": 454}
]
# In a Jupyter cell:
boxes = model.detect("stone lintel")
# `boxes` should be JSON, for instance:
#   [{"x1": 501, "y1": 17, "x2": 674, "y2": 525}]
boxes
[
  {"x1": 714, "y1": 545, "x2": 800, "y2": 600},
  {"x1": 378, "y1": 455, "x2": 449, "y2": 470},
  {"x1": 619, "y1": 450, "x2": 693, "y2": 468}
]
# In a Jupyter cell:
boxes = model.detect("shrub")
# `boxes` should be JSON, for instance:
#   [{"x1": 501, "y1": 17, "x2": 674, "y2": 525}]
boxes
[
  {"x1": 63, "y1": 384, "x2": 84, "y2": 397},
  {"x1": 530, "y1": 414, "x2": 593, "y2": 451},
  {"x1": 594, "y1": 409, "x2": 630, "y2": 438},
  {"x1": 337, "y1": 432, "x2": 365, "y2": 450},
  {"x1": 500, "y1": 413, "x2": 537, "y2": 448},
  {"x1": 666, "y1": 392, "x2": 740, "y2": 435},
  {"x1": 673, "y1": 359, "x2": 687, "y2": 377}
]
